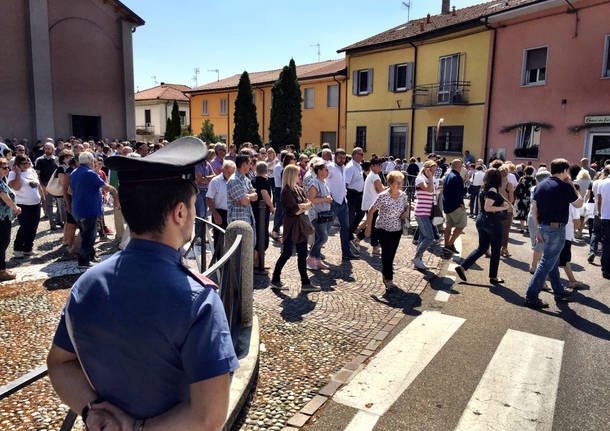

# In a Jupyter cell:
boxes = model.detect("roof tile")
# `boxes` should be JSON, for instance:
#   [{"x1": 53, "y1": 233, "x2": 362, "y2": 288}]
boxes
[{"x1": 135, "y1": 83, "x2": 191, "y2": 101}]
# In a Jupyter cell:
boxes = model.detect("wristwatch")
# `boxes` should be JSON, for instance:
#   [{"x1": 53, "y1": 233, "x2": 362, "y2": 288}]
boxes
[{"x1": 81, "y1": 397, "x2": 104, "y2": 424}]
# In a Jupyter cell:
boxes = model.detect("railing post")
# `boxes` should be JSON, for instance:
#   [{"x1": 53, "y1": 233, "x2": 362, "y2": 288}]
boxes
[
  {"x1": 256, "y1": 201, "x2": 266, "y2": 271},
  {"x1": 224, "y1": 221, "x2": 254, "y2": 327}
]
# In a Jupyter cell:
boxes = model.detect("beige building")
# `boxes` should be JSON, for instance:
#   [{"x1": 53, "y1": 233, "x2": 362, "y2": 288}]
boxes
[
  {"x1": 135, "y1": 83, "x2": 191, "y2": 142},
  {"x1": 0, "y1": 0, "x2": 144, "y2": 144}
]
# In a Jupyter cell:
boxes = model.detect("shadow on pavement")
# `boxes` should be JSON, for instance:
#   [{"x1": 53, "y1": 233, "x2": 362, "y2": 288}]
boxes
[
  {"x1": 556, "y1": 299, "x2": 610, "y2": 341},
  {"x1": 370, "y1": 290, "x2": 422, "y2": 316},
  {"x1": 271, "y1": 289, "x2": 317, "y2": 323}
]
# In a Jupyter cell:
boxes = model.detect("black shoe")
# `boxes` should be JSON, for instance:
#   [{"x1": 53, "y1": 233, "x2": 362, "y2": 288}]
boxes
[
  {"x1": 301, "y1": 280, "x2": 321, "y2": 292},
  {"x1": 490, "y1": 278, "x2": 505, "y2": 284},
  {"x1": 342, "y1": 254, "x2": 359, "y2": 261},
  {"x1": 77, "y1": 261, "x2": 92, "y2": 269},
  {"x1": 587, "y1": 253, "x2": 595, "y2": 264},
  {"x1": 270, "y1": 280, "x2": 288, "y2": 290},
  {"x1": 525, "y1": 298, "x2": 549, "y2": 309},
  {"x1": 555, "y1": 289, "x2": 573, "y2": 301},
  {"x1": 455, "y1": 266, "x2": 467, "y2": 282},
  {"x1": 444, "y1": 245, "x2": 458, "y2": 254},
  {"x1": 603, "y1": 272, "x2": 610, "y2": 280}
]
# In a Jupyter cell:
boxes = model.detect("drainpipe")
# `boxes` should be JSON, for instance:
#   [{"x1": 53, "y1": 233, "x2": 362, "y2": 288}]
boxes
[
  {"x1": 333, "y1": 74, "x2": 342, "y2": 149},
  {"x1": 483, "y1": 18, "x2": 497, "y2": 164},
  {"x1": 255, "y1": 86, "x2": 265, "y2": 142},
  {"x1": 227, "y1": 92, "x2": 230, "y2": 145},
  {"x1": 407, "y1": 40, "x2": 418, "y2": 158}
]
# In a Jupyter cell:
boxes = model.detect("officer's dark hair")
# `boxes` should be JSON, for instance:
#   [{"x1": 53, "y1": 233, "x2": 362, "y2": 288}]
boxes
[
  {"x1": 550, "y1": 158, "x2": 570, "y2": 175},
  {"x1": 119, "y1": 180, "x2": 197, "y2": 235},
  {"x1": 235, "y1": 154, "x2": 250, "y2": 170}
]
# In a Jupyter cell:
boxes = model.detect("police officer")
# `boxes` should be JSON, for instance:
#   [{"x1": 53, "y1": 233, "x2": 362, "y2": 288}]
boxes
[{"x1": 47, "y1": 137, "x2": 239, "y2": 430}]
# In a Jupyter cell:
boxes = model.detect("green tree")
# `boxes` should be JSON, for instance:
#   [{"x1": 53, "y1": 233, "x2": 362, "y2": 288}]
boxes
[
  {"x1": 164, "y1": 100, "x2": 181, "y2": 141},
  {"x1": 233, "y1": 71, "x2": 261, "y2": 146},
  {"x1": 269, "y1": 58, "x2": 302, "y2": 151},
  {"x1": 198, "y1": 119, "x2": 218, "y2": 143}
]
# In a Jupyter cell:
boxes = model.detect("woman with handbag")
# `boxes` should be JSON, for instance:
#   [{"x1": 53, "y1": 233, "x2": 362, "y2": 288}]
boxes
[
  {"x1": 365, "y1": 171, "x2": 410, "y2": 291},
  {"x1": 306, "y1": 161, "x2": 334, "y2": 270},
  {"x1": 412, "y1": 160, "x2": 437, "y2": 270},
  {"x1": 455, "y1": 169, "x2": 509, "y2": 284},
  {"x1": 0, "y1": 157, "x2": 21, "y2": 280},
  {"x1": 271, "y1": 165, "x2": 320, "y2": 292},
  {"x1": 497, "y1": 165, "x2": 515, "y2": 257}
]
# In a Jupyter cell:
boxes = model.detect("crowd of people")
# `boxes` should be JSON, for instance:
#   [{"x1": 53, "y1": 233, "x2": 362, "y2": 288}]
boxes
[{"x1": 0, "y1": 135, "x2": 608, "y2": 305}]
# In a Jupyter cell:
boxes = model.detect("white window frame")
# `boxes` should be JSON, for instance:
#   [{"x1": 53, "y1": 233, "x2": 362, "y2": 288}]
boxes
[
  {"x1": 602, "y1": 35, "x2": 610, "y2": 79},
  {"x1": 515, "y1": 124, "x2": 541, "y2": 160},
  {"x1": 358, "y1": 69, "x2": 369, "y2": 95},
  {"x1": 304, "y1": 87, "x2": 314, "y2": 109},
  {"x1": 220, "y1": 98, "x2": 227, "y2": 115},
  {"x1": 179, "y1": 110, "x2": 186, "y2": 126},
  {"x1": 521, "y1": 46, "x2": 548, "y2": 87},
  {"x1": 202, "y1": 100, "x2": 208, "y2": 116},
  {"x1": 327, "y1": 84, "x2": 339, "y2": 108}
]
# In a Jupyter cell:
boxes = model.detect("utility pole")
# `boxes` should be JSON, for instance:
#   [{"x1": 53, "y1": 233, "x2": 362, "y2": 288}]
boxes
[
  {"x1": 193, "y1": 67, "x2": 200, "y2": 87},
  {"x1": 310, "y1": 43, "x2": 320, "y2": 62},
  {"x1": 208, "y1": 69, "x2": 220, "y2": 82}
]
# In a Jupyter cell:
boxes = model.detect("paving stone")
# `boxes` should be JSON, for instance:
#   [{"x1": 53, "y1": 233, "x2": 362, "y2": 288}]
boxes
[
  {"x1": 333, "y1": 369, "x2": 353, "y2": 384},
  {"x1": 383, "y1": 323, "x2": 395, "y2": 332},
  {"x1": 300, "y1": 395, "x2": 328, "y2": 416},
  {"x1": 286, "y1": 413, "x2": 310, "y2": 428},
  {"x1": 318, "y1": 380, "x2": 343, "y2": 396},
  {"x1": 360, "y1": 349, "x2": 375, "y2": 356},
  {"x1": 364, "y1": 340, "x2": 381, "y2": 351},
  {"x1": 373, "y1": 330, "x2": 390, "y2": 341},
  {"x1": 281, "y1": 427, "x2": 299, "y2": 431}
]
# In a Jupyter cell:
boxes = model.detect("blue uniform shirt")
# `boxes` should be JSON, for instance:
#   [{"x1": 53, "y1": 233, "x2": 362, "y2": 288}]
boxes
[{"x1": 53, "y1": 239, "x2": 239, "y2": 419}]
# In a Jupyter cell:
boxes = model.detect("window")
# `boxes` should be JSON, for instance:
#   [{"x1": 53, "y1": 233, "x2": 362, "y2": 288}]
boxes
[
  {"x1": 179, "y1": 111, "x2": 186, "y2": 126},
  {"x1": 352, "y1": 68, "x2": 373, "y2": 96},
  {"x1": 438, "y1": 54, "x2": 461, "y2": 103},
  {"x1": 202, "y1": 100, "x2": 208, "y2": 116},
  {"x1": 356, "y1": 126, "x2": 367, "y2": 152},
  {"x1": 522, "y1": 47, "x2": 547, "y2": 85},
  {"x1": 327, "y1": 84, "x2": 339, "y2": 108},
  {"x1": 389, "y1": 125, "x2": 408, "y2": 160},
  {"x1": 388, "y1": 63, "x2": 413, "y2": 92},
  {"x1": 218, "y1": 134, "x2": 227, "y2": 143},
  {"x1": 304, "y1": 87, "x2": 314, "y2": 109},
  {"x1": 321, "y1": 132, "x2": 337, "y2": 151},
  {"x1": 603, "y1": 35, "x2": 610, "y2": 78},
  {"x1": 220, "y1": 98, "x2": 227, "y2": 115},
  {"x1": 514, "y1": 124, "x2": 541, "y2": 159},
  {"x1": 144, "y1": 109, "x2": 151, "y2": 125},
  {"x1": 426, "y1": 125, "x2": 464, "y2": 154}
]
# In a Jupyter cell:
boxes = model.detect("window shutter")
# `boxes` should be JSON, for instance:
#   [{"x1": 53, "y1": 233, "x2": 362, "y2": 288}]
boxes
[
  {"x1": 406, "y1": 63, "x2": 413, "y2": 90},
  {"x1": 388, "y1": 65, "x2": 395, "y2": 92},
  {"x1": 352, "y1": 70, "x2": 358, "y2": 95},
  {"x1": 367, "y1": 69, "x2": 373, "y2": 94}
]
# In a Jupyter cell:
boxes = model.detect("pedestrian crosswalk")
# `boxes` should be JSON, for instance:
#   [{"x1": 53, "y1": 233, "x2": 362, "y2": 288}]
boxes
[{"x1": 334, "y1": 312, "x2": 565, "y2": 431}]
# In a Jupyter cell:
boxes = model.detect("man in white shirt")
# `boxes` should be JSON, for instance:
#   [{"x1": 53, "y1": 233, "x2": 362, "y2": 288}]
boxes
[
  {"x1": 596, "y1": 168, "x2": 610, "y2": 279},
  {"x1": 345, "y1": 147, "x2": 365, "y2": 243},
  {"x1": 271, "y1": 151, "x2": 286, "y2": 237},
  {"x1": 207, "y1": 160, "x2": 235, "y2": 255},
  {"x1": 382, "y1": 156, "x2": 395, "y2": 174},
  {"x1": 327, "y1": 149, "x2": 358, "y2": 260}
]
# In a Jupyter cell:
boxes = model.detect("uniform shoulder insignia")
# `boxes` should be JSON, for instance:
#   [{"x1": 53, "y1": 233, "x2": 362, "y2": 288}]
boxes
[{"x1": 180, "y1": 260, "x2": 218, "y2": 290}]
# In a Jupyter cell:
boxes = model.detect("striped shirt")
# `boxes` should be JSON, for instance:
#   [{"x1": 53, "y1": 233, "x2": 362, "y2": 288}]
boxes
[{"x1": 414, "y1": 176, "x2": 434, "y2": 217}]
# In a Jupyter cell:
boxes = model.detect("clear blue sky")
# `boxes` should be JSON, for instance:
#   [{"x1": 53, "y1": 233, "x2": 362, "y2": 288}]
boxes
[{"x1": 125, "y1": 0, "x2": 483, "y2": 92}]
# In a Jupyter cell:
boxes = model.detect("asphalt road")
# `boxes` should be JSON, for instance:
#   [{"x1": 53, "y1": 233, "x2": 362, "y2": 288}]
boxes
[{"x1": 308, "y1": 220, "x2": 609, "y2": 431}]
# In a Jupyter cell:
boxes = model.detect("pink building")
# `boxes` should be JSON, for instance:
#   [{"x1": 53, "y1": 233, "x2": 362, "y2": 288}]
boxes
[
  {"x1": 0, "y1": 0, "x2": 144, "y2": 144},
  {"x1": 485, "y1": 0, "x2": 610, "y2": 166}
]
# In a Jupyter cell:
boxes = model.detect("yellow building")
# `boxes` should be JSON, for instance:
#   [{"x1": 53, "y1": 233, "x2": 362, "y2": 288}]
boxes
[
  {"x1": 187, "y1": 60, "x2": 346, "y2": 149},
  {"x1": 338, "y1": 1, "x2": 524, "y2": 160}
]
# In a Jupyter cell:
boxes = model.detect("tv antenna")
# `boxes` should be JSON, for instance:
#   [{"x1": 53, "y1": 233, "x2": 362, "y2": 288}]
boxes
[
  {"x1": 402, "y1": 1, "x2": 412, "y2": 22},
  {"x1": 151, "y1": 75, "x2": 158, "y2": 86},
  {"x1": 193, "y1": 67, "x2": 200, "y2": 87},
  {"x1": 310, "y1": 43, "x2": 320, "y2": 62},
  {"x1": 208, "y1": 69, "x2": 220, "y2": 82}
]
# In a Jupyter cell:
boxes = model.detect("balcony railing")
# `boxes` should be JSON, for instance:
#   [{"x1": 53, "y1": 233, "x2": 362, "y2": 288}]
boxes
[
  {"x1": 135, "y1": 125, "x2": 154, "y2": 135},
  {"x1": 413, "y1": 81, "x2": 470, "y2": 107}
]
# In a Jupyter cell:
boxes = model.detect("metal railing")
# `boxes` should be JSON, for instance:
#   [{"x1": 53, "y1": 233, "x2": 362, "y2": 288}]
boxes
[
  {"x1": 135, "y1": 125, "x2": 154, "y2": 135},
  {"x1": 0, "y1": 217, "x2": 243, "y2": 429},
  {"x1": 413, "y1": 81, "x2": 470, "y2": 107}
]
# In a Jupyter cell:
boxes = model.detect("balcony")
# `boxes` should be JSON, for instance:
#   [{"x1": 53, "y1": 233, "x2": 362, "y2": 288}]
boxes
[
  {"x1": 413, "y1": 81, "x2": 470, "y2": 107},
  {"x1": 135, "y1": 125, "x2": 154, "y2": 135}
]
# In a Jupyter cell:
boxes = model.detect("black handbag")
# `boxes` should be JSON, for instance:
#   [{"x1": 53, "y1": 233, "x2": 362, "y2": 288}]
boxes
[{"x1": 316, "y1": 210, "x2": 334, "y2": 224}]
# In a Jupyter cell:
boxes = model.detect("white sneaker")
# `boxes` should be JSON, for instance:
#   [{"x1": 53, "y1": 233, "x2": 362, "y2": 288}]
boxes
[{"x1": 412, "y1": 257, "x2": 429, "y2": 270}]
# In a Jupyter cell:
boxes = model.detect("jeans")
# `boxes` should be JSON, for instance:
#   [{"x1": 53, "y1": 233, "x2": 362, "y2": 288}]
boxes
[
  {"x1": 195, "y1": 190, "x2": 207, "y2": 233},
  {"x1": 379, "y1": 228, "x2": 402, "y2": 280},
  {"x1": 75, "y1": 217, "x2": 97, "y2": 265},
  {"x1": 272, "y1": 187, "x2": 283, "y2": 233},
  {"x1": 310, "y1": 220, "x2": 330, "y2": 258},
  {"x1": 44, "y1": 192, "x2": 60, "y2": 227},
  {"x1": 415, "y1": 216, "x2": 435, "y2": 259},
  {"x1": 331, "y1": 200, "x2": 351, "y2": 256},
  {"x1": 601, "y1": 219, "x2": 610, "y2": 275},
  {"x1": 461, "y1": 215, "x2": 502, "y2": 279},
  {"x1": 590, "y1": 216, "x2": 601, "y2": 255},
  {"x1": 14, "y1": 204, "x2": 41, "y2": 253},
  {"x1": 0, "y1": 217, "x2": 11, "y2": 270},
  {"x1": 526, "y1": 224, "x2": 567, "y2": 301},
  {"x1": 469, "y1": 186, "x2": 481, "y2": 215},
  {"x1": 347, "y1": 189, "x2": 364, "y2": 238},
  {"x1": 272, "y1": 237, "x2": 309, "y2": 285}
]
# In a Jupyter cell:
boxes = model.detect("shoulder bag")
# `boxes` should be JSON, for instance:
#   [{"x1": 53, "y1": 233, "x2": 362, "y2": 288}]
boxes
[{"x1": 46, "y1": 169, "x2": 64, "y2": 197}]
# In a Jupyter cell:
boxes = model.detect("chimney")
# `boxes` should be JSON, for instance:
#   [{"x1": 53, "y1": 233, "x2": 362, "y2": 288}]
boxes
[
  {"x1": 420, "y1": 21, "x2": 425, "y2": 31},
  {"x1": 452, "y1": 5, "x2": 457, "y2": 16},
  {"x1": 160, "y1": 82, "x2": 165, "y2": 86},
  {"x1": 427, "y1": 13, "x2": 431, "y2": 23},
  {"x1": 442, "y1": 0, "x2": 450, "y2": 14}
]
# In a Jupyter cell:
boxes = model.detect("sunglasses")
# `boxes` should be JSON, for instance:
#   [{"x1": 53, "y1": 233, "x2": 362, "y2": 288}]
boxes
[{"x1": 0, "y1": 166, "x2": 9, "y2": 169}]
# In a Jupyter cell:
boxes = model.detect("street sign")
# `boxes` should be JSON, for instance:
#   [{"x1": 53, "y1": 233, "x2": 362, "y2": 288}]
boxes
[{"x1": 584, "y1": 115, "x2": 610, "y2": 125}]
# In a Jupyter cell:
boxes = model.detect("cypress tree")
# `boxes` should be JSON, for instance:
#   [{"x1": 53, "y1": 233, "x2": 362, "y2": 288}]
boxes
[
  {"x1": 233, "y1": 71, "x2": 261, "y2": 146},
  {"x1": 269, "y1": 58, "x2": 302, "y2": 151},
  {"x1": 164, "y1": 100, "x2": 181, "y2": 141}
]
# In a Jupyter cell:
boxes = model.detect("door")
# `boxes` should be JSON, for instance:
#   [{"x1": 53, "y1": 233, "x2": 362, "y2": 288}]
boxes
[
  {"x1": 72, "y1": 115, "x2": 101, "y2": 140},
  {"x1": 438, "y1": 54, "x2": 460, "y2": 104},
  {"x1": 591, "y1": 134, "x2": 610, "y2": 165},
  {"x1": 321, "y1": 132, "x2": 337, "y2": 151},
  {"x1": 389, "y1": 125, "x2": 408, "y2": 160}
]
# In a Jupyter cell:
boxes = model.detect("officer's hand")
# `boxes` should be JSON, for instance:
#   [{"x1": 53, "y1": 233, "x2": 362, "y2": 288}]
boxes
[
  {"x1": 213, "y1": 212, "x2": 222, "y2": 225},
  {"x1": 91, "y1": 402, "x2": 133, "y2": 431},
  {"x1": 86, "y1": 408, "x2": 121, "y2": 431}
]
